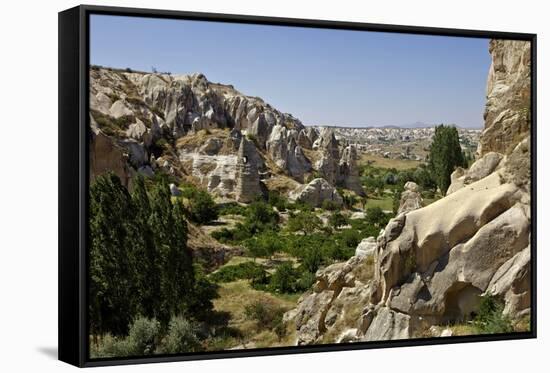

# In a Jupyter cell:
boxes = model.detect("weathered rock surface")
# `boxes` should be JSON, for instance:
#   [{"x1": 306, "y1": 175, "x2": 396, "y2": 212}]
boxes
[
  {"x1": 89, "y1": 116, "x2": 130, "y2": 187},
  {"x1": 289, "y1": 178, "x2": 343, "y2": 207},
  {"x1": 447, "y1": 152, "x2": 503, "y2": 195},
  {"x1": 479, "y1": 39, "x2": 531, "y2": 156},
  {"x1": 235, "y1": 137, "x2": 263, "y2": 203},
  {"x1": 355, "y1": 237, "x2": 377, "y2": 258},
  {"x1": 90, "y1": 68, "x2": 365, "y2": 203},
  {"x1": 397, "y1": 181, "x2": 423, "y2": 215}
]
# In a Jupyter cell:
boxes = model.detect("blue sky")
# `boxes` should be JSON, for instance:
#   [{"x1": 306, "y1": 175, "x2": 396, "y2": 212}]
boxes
[{"x1": 90, "y1": 15, "x2": 491, "y2": 128}]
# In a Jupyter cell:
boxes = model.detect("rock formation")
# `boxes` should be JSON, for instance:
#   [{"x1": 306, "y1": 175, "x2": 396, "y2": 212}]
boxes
[
  {"x1": 289, "y1": 178, "x2": 343, "y2": 207},
  {"x1": 235, "y1": 137, "x2": 263, "y2": 203},
  {"x1": 479, "y1": 39, "x2": 531, "y2": 156},
  {"x1": 397, "y1": 181, "x2": 423, "y2": 214},
  {"x1": 90, "y1": 68, "x2": 367, "y2": 200},
  {"x1": 338, "y1": 145, "x2": 365, "y2": 196}
]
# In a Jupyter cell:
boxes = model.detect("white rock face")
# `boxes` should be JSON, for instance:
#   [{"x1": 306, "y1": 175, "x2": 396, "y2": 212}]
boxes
[
  {"x1": 397, "y1": 181, "x2": 423, "y2": 215},
  {"x1": 355, "y1": 237, "x2": 377, "y2": 258},
  {"x1": 289, "y1": 178, "x2": 343, "y2": 207},
  {"x1": 447, "y1": 152, "x2": 504, "y2": 195},
  {"x1": 480, "y1": 39, "x2": 531, "y2": 155}
]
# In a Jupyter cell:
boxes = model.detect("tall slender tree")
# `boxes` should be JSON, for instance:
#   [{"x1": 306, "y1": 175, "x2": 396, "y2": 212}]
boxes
[
  {"x1": 89, "y1": 173, "x2": 142, "y2": 336},
  {"x1": 429, "y1": 125, "x2": 466, "y2": 193}
]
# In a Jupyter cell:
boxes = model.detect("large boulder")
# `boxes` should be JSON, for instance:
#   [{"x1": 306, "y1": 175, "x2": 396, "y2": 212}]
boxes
[{"x1": 289, "y1": 178, "x2": 343, "y2": 207}]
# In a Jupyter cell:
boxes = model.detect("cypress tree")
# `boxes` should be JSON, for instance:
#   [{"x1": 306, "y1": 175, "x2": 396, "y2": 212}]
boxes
[
  {"x1": 429, "y1": 125, "x2": 466, "y2": 193},
  {"x1": 89, "y1": 173, "x2": 142, "y2": 336}
]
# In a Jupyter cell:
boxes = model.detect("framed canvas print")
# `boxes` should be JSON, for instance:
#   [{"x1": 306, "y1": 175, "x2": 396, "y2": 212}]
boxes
[{"x1": 58, "y1": 5, "x2": 537, "y2": 367}]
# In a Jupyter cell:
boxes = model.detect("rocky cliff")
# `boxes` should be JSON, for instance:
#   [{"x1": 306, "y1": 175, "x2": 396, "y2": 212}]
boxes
[
  {"x1": 479, "y1": 39, "x2": 531, "y2": 156},
  {"x1": 89, "y1": 67, "x2": 363, "y2": 200},
  {"x1": 287, "y1": 39, "x2": 532, "y2": 344}
]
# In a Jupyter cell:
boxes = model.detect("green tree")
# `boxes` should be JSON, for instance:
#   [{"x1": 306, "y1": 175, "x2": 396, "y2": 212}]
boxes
[
  {"x1": 131, "y1": 175, "x2": 161, "y2": 320},
  {"x1": 287, "y1": 211, "x2": 322, "y2": 235},
  {"x1": 89, "y1": 173, "x2": 143, "y2": 336},
  {"x1": 148, "y1": 181, "x2": 194, "y2": 326},
  {"x1": 429, "y1": 125, "x2": 466, "y2": 193},
  {"x1": 328, "y1": 212, "x2": 348, "y2": 230},
  {"x1": 187, "y1": 189, "x2": 219, "y2": 224}
]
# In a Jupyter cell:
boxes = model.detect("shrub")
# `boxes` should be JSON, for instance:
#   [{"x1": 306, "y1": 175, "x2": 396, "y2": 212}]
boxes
[
  {"x1": 268, "y1": 191, "x2": 288, "y2": 211},
  {"x1": 210, "y1": 262, "x2": 268, "y2": 283},
  {"x1": 162, "y1": 316, "x2": 202, "y2": 354},
  {"x1": 365, "y1": 207, "x2": 390, "y2": 228},
  {"x1": 187, "y1": 190, "x2": 219, "y2": 224},
  {"x1": 244, "y1": 300, "x2": 286, "y2": 333},
  {"x1": 328, "y1": 212, "x2": 348, "y2": 230},
  {"x1": 244, "y1": 231, "x2": 284, "y2": 259},
  {"x1": 321, "y1": 199, "x2": 340, "y2": 211},
  {"x1": 474, "y1": 295, "x2": 513, "y2": 334},
  {"x1": 287, "y1": 211, "x2": 322, "y2": 235},
  {"x1": 126, "y1": 317, "x2": 161, "y2": 355},
  {"x1": 269, "y1": 262, "x2": 299, "y2": 293},
  {"x1": 218, "y1": 202, "x2": 248, "y2": 216}
]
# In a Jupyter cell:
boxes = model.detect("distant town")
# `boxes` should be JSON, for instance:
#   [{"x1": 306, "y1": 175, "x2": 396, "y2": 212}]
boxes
[{"x1": 312, "y1": 125, "x2": 481, "y2": 162}]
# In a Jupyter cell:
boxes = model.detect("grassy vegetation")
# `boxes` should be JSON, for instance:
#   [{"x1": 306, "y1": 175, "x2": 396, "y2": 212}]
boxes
[
  {"x1": 211, "y1": 280, "x2": 298, "y2": 349},
  {"x1": 360, "y1": 154, "x2": 422, "y2": 170}
]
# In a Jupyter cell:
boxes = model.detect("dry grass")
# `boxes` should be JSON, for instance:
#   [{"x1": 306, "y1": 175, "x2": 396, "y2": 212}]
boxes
[
  {"x1": 359, "y1": 154, "x2": 422, "y2": 170},
  {"x1": 263, "y1": 175, "x2": 300, "y2": 194},
  {"x1": 176, "y1": 129, "x2": 229, "y2": 151},
  {"x1": 212, "y1": 280, "x2": 299, "y2": 348}
]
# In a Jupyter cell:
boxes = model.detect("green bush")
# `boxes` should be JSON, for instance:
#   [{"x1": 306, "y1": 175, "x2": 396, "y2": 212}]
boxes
[
  {"x1": 287, "y1": 211, "x2": 322, "y2": 235},
  {"x1": 162, "y1": 316, "x2": 202, "y2": 354},
  {"x1": 268, "y1": 262, "x2": 302, "y2": 293},
  {"x1": 474, "y1": 295, "x2": 513, "y2": 334},
  {"x1": 210, "y1": 262, "x2": 268, "y2": 284},
  {"x1": 244, "y1": 231, "x2": 284, "y2": 259},
  {"x1": 328, "y1": 212, "x2": 348, "y2": 230},
  {"x1": 218, "y1": 202, "x2": 248, "y2": 216},
  {"x1": 244, "y1": 300, "x2": 286, "y2": 333},
  {"x1": 322, "y1": 199, "x2": 340, "y2": 211},
  {"x1": 126, "y1": 317, "x2": 161, "y2": 355},
  {"x1": 187, "y1": 190, "x2": 219, "y2": 224}
]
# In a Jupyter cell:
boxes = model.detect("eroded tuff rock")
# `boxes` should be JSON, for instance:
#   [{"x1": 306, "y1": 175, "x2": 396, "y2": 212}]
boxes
[
  {"x1": 289, "y1": 178, "x2": 343, "y2": 207},
  {"x1": 339, "y1": 145, "x2": 365, "y2": 196},
  {"x1": 479, "y1": 39, "x2": 531, "y2": 156},
  {"x1": 447, "y1": 152, "x2": 504, "y2": 195},
  {"x1": 89, "y1": 116, "x2": 131, "y2": 188},
  {"x1": 397, "y1": 182, "x2": 423, "y2": 215},
  {"x1": 235, "y1": 137, "x2": 264, "y2": 203},
  {"x1": 90, "y1": 68, "x2": 366, "y2": 202}
]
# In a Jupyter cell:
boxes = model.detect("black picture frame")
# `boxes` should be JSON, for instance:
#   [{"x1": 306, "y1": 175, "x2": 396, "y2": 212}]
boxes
[{"x1": 59, "y1": 4, "x2": 537, "y2": 368}]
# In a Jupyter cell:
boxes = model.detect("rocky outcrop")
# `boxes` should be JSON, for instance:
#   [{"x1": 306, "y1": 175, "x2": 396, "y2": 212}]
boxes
[
  {"x1": 289, "y1": 178, "x2": 343, "y2": 207},
  {"x1": 89, "y1": 116, "x2": 131, "y2": 188},
  {"x1": 90, "y1": 68, "x2": 366, "y2": 200},
  {"x1": 355, "y1": 237, "x2": 377, "y2": 258},
  {"x1": 338, "y1": 145, "x2": 365, "y2": 196},
  {"x1": 397, "y1": 182, "x2": 423, "y2": 215},
  {"x1": 479, "y1": 40, "x2": 531, "y2": 156},
  {"x1": 235, "y1": 137, "x2": 263, "y2": 203},
  {"x1": 447, "y1": 152, "x2": 504, "y2": 195}
]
